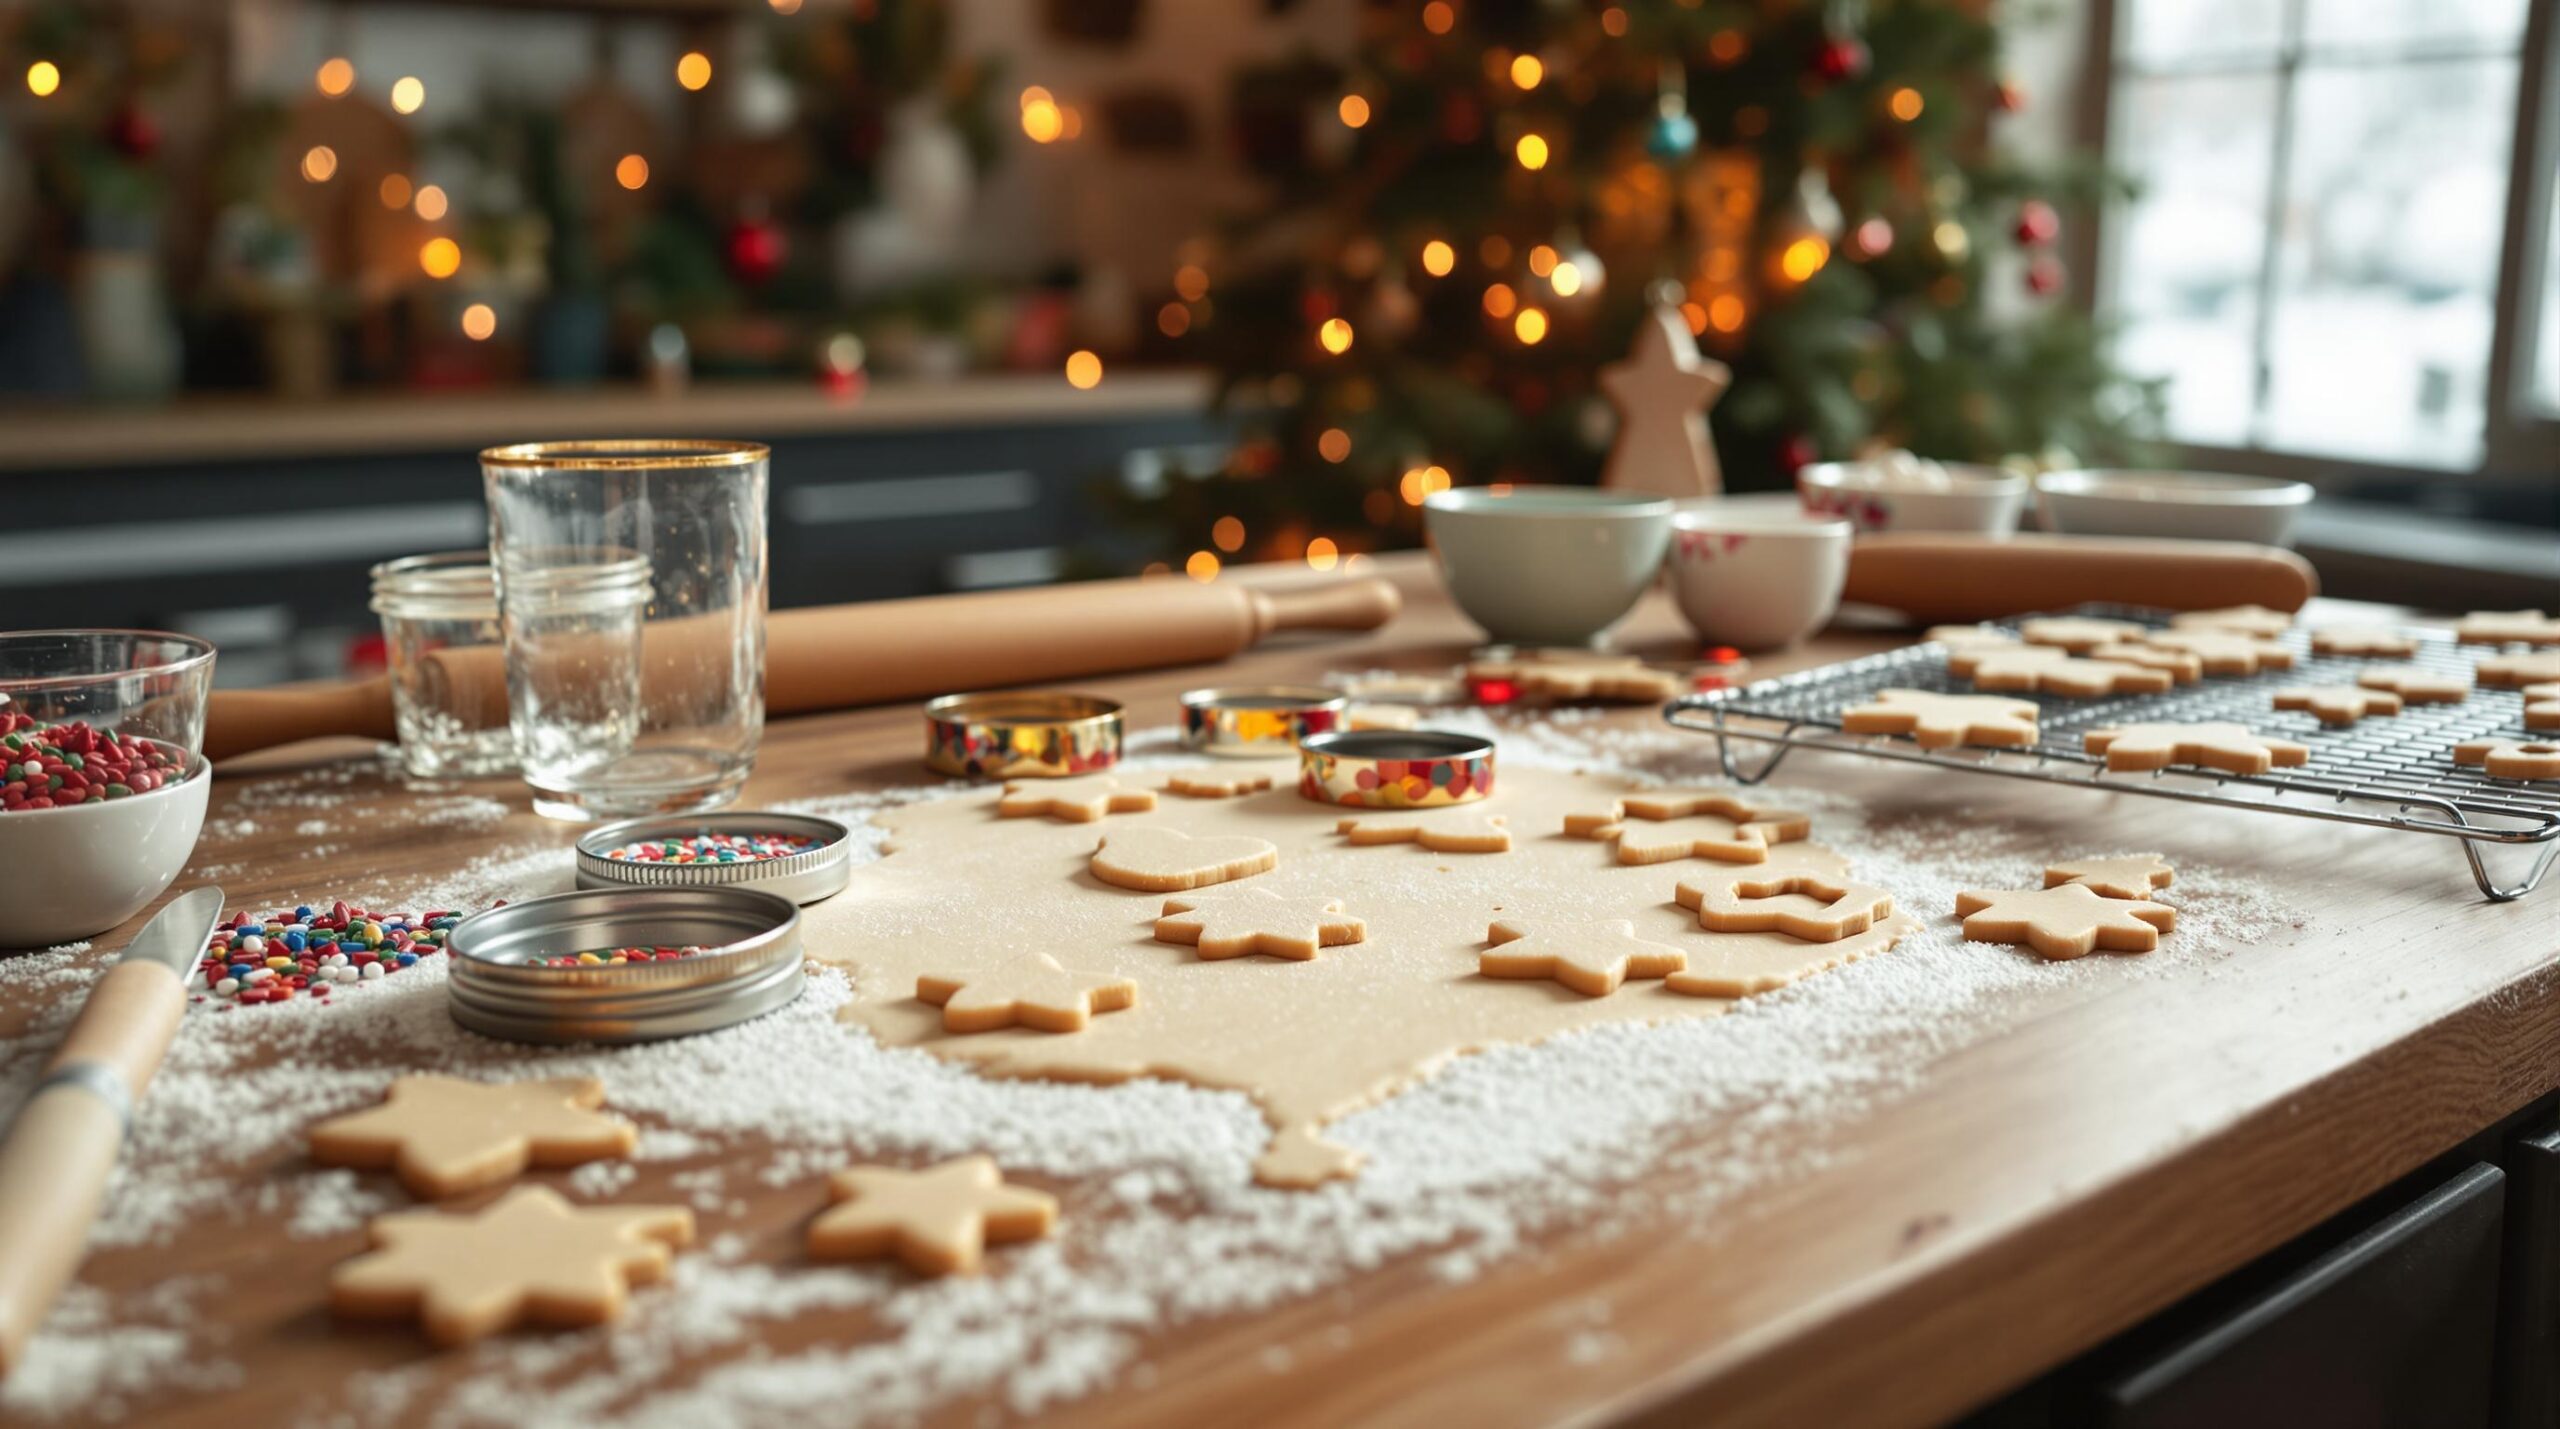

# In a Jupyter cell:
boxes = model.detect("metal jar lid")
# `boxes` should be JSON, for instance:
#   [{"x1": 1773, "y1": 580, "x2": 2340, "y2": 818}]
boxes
[
  {"x1": 446, "y1": 886, "x2": 805, "y2": 1044},
  {"x1": 574, "y1": 811, "x2": 853, "y2": 905}
]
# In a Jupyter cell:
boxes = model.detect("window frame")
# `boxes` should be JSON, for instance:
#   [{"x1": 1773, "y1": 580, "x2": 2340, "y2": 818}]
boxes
[{"x1": 2076, "y1": 0, "x2": 2560, "y2": 482}]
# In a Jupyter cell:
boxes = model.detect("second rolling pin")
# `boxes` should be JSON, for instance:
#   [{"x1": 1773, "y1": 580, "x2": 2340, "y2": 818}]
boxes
[{"x1": 1840, "y1": 533, "x2": 2318, "y2": 623}]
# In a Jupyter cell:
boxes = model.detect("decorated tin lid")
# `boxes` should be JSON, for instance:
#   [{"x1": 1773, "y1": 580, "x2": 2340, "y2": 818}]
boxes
[
  {"x1": 446, "y1": 886, "x2": 804, "y2": 1044},
  {"x1": 574, "y1": 811, "x2": 852, "y2": 905}
]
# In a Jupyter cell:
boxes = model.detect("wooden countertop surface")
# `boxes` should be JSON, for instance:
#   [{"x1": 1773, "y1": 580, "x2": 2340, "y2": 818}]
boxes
[{"x1": 11, "y1": 560, "x2": 2559, "y2": 1427}]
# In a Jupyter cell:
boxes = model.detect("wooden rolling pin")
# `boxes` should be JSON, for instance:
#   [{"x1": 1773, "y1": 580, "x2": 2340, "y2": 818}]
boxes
[
  {"x1": 1840, "y1": 533, "x2": 2318, "y2": 624},
  {"x1": 205, "y1": 573, "x2": 1401, "y2": 762}
]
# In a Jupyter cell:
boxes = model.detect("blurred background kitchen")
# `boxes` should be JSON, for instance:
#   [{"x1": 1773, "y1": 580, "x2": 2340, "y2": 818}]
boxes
[{"x1": 0, "y1": 0, "x2": 2552, "y2": 687}]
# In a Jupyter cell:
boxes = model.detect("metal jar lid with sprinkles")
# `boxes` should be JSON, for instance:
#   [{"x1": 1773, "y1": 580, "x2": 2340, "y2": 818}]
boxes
[
  {"x1": 1296, "y1": 729, "x2": 1496, "y2": 808},
  {"x1": 574, "y1": 812, "x2": 852, "y2": 905},
  {"x1": 446, "y1": 886, "x2": 803, "y2": 1044}
]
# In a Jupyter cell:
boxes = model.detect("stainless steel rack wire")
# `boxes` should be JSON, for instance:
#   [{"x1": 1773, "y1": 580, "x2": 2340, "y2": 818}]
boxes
[{"x1": 1662, "y1": 606, "x2": 2559, "y2": 902}]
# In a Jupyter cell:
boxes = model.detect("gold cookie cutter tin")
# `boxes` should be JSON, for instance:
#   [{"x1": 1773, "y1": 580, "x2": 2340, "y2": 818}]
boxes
[
  {"x1": 1296, "y1": 729, "x2": 1496, "y2": 808},
  {"x1": 924, "y1": 691, "x2": 1124, "y2": 779},
  {"x1": 1178, "y1": 684, "x2": 1349, "y2": 758}
]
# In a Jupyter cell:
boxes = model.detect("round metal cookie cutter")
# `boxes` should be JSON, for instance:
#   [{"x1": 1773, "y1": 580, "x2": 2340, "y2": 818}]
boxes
[
  {"x1": 924, "y1": 691, "x2": 1124, "y2": 779},
  {"x1": 1177, "y1": 684, "x2": 1348, "y2": 758},
  {"x1": 1296, "y1": 729, "x2": 1497, "y2": 808},
  {"x1": 446, "y1": 886, "x2": 804, "y2": 1044}
]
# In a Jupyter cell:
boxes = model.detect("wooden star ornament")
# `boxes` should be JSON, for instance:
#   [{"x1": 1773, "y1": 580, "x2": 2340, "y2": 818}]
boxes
[
  {"x1": 1479, "y1": 918, "x2": 1686, "y2": 997},
  {"x1": 330, "y1": 1185, "x2": 693, "y2": 1346},
  {"x1": 916, "y1": 953, "x2": 1137, "y2": 1033},
  {"x1": 1597, "y1": 301, "x2": 1731, "y2": 500},
  {"x1": 307, "y1": 1075, "x2": 637, "y2": 1199},
  {"x1": 807, "y1": 1155, "x2": 1058, "y2": 1276}
]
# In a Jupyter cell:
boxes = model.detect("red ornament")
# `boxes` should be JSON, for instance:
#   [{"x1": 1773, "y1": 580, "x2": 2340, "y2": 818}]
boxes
[
  {"x1": 724, "y1": 218, "x2": 788, "y2": 285},
  {"x1": 2013, "y1": 200, "x2": 2061, "y2": 247},
  {"x1": 106, "y1": 101, "x2": 159, "y2": 160},
  {"x1": 2025, "y1": 255, "x2": 2066, "y2": 296},
  {"x1": 1994, "y1": 79, "x2": 2027, "y2": 113},
  {"x1": 1778, "y1": 432, "x2": 1819, "y2": 476},
  {"x1": 1812, "y1": 35, "x2": 1869, "y2": 84}
]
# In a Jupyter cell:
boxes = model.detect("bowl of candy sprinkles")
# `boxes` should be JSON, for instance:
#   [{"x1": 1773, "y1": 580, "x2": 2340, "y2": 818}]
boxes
[{"x1": 0, "y1": 631, "x2": 216, "y2": 949}]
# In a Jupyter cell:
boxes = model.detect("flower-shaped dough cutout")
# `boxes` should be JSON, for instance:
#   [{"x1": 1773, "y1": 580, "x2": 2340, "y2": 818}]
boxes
[
  {"x1": 2355, "y1": 666, "x2": 2472, "y2": 704},
  {"x1": 1334, "y1": 812, "x2": 1511, "y2": 853},
  {"x1": 2086, "y1": 643, "x2": 2205, "y2": 683},
  {"x1": 2018, "y1": 616, "x2": 2147, "y2": 653},
  {"x1": 2083, "y1": 722, "x2": 2310, "y2": 774},
  {"x1": 2453, "y1": 738, "x2": 2560, "y2": 781},
  {"x1": 2135, "y1": 629, "x2": 2296, "y2": 675},
  {"x1": 1665, "y1": 914, "x2": 1915, "y2": 998},
  {"x1": 915, "y1": 953, "x2": 1137, "y2": 1033},
  {"x1": 2479, "y1": 651, "x2": 2560, "y2": 688},
  {"x1": 307, "y1": 1075, "x2": 636, "y2": 1199},
  {"x1": 330, "y1": 1186, "x2": 693, "y2": 1346},
  {"x1": 1841, "y1": 689, "x2": 2039, "y2": 749},
  {"x1": 2272, "y1": 686, "x2": 2404, "y2": 726},
  {"x1": 1961, "y1": 651, "x2": 2175, "y2": 697},
  {"x1": 2170, "y1": 604, "x2": 2294, "y2": 638},
  {"x1": 998, "y1": 774, "x2": 1158, "y2": 823},
  {"x1": 2454, "y1": 610, "x2": 2560, "y2": 646},
  {"x1": 2042, "y1": 854, "x2": 2174, "y2": 901},
  {"x1": 1955, "y1": 885, "x2": 2176, "y2": 960},
  {"x1": 1563, "y1": 789, "x2": 1810, "y2": 866},
  {"x1": 1163, "y1": 769, "x2": 1280, "y2": 799},
  {"x1": 1154, "y1": 887, "x2": 1367, "y2": 960},
  {"x1": 2310, "y1": 627, "x2": 2418, "y2": 658},
  {"x1": 806, "y1": 1155, "x2": 1057, "y2": 1276},
  {"x1": 1479, "y1": 919, "x2": 1686, "y2": 997},
  {"x1": 1674, "y1": 868, "x2": 1894, "y2": 942},
  {"x1": 1466, "y1": 650, "x2": 1682, "y2": 703},
  {"x1": 2524, "y1": 682, "x2": 2560, "y2": 731},
  {"x1": 1090, "y1": 826, "x2": 1278, "y2": 891}
]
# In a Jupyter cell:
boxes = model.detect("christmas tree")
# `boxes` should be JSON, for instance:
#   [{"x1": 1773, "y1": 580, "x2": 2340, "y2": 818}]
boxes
[{"x1": 1113, "y1": 0, "x2": 2161, "y2": 573}]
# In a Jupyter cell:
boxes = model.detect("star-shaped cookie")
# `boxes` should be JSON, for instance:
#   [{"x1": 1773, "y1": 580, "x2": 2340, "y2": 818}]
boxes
[
  {"x1": 1960, "y1": 651, "x2": 2175, "y2": 697},
  {"x1": 807, "y1": 1155, "x2": 1057, "y2": 1276},
  {"x1": 2355, "y1": 666, "x2": 2472, "y2": 703},
  {"x1": 1090, "y1": 826, "x2": 1278, "y2": 891},
  {"x1": 1664, "y1": 914, "x2": 1914, "y2": 998},
  {"x1": 2042, "y1": 854, "x2": 2174, "y2": 901},
  {"x1": 2310, "y1": 627, "x2": 2418, "y2": 658},
  {"x1": 1945, "y1": 642, "x2": 2067, "y2": 679},
  {"x1": 307, "y1": 1075, "x2": 636, "y2": 1198},
  {"x1": 2083, "y1": 722, "x2": 2311, "y2": 775},
  {"x1": 2452, "y1": 738, "x2": 2560, "y2": 781},
  {"x1": 1926, "y1": 624, "x2": 2017, "y2": 650},
  {"x1": 2018, "y1": 616, "x2": 2147, "y2": 653},
  {"x1": 2479, "y1": 651, "x2": 2560, "y2": 688},
  {"x1": 2085, "y1": 643, "x2": 2204, "y2": 683},
  {"x1": 2271, "y1": 685, "x2": 2404, "y2": 726},
  {"x1": 1163, "y1": 769, "x2": 1280, "y2": 799},
  {"x1": 2524, "y1": 682, "x2": 2560, "y2": 731},
  {"x1": 2135, "y1": 628, "x2": 2296, "y2": 675},
  {"x1": 1955, "y1": 885, "x2": 2176, "y2": 960},
  {"x1": 1674, "y1": 868, "x2": 1894, "y2": 942},
  {"x1": 2170, "y1": 604, "x2": 2293, "y2": 638},
  {"x1": 1154, "y1": 887, "x2": 1367, "y2": 960},
  {"x1": 1334, "y1": 812, "x2": 1511, "y2": 853},
  {"x1": 915, "y1": 953, "x2": 1137, "y2": 1033},
  {"x1": 1479, "y1": 919, "x2": 1686, "y2": 997},
  {"x1": 2454, "y1": 609, "x2": 2560, "y2": 646},
  {"x1": 1563, "y1": 789, "x2": 1810, "y2": 866},
  {"x1": 330, "y1": 1185, "x2": 693, "y2": 1345},
  {"x1": 1841, "y1": 689, "x2": 2039, "y2": 749},
  {"x1": 997, "y1": 774, "x2": 1158, "y2": 823}
]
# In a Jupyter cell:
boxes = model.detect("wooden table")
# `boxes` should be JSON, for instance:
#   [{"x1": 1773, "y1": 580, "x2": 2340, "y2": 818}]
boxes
[{"x1": 15, "y1": 561, "x2": 2559, "y2": 1427}]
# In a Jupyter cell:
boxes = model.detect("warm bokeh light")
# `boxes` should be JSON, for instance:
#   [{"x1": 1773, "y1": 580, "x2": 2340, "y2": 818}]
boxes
[
  {"x1": 615, "y1": 153, "x2": 650, "y2": 190},
  {"x1": 1551, "y1": 261, "x2": 1584, "y2": 297},
  {"x1": 676, "y1": 51, "x2": 713, "y2": 91},
  {"x1": 1420, "y1": 239, "x2": 1456, "y2": 277},
  {"x1": 1422, "y1": 1, "x2": 1456, "y2": 35},
  {"x1": 1709, "y1": 29, "x2": 1749, "y2": 64},
  {"x1": 1157, "y1": 302, "x2": 1191, "y2": 338},
  {"x1": 419, "y1": 236, "x2": 462, "y2": 279},
  {"x1": 1600, "y1": 7, "x2": 1629, "y2": 37},
  {"x1": 1186, "y1": 550, "x2": 1221, "y2": 583},
  {"x1": 300, "y1": 145, "x2": 339, "y2": 183},
  {"x1": 1514, "y1": 307, "x2": 1549, "y2": 344},
  {"x1": 1481, "y1": 282, "x2": 1517, "y2": 319},
  {"x1": 379, "y1": 173, "x2": 412, "y2": 209},
  {"x1": 390, "y1": 76, "x2": 425, "y2": 115},
  {"x1": 1479, "y1": 234, "x2": 1512, "y2": 267},
  {"x1": 1397, "y1": 465, "x2": 1455, "y2": 506},
  {"x1": 1337, "y1": 94, "x2": 1370, "y2": 128},
  {"x1": 1317, "y1": 428, "x2": 1352, "y2": 462},
  {"x1": 1514, "y1": 133, "x2": 1549, "y2": 170},
  {"x1": 1305, "y1": 536, "x2": 1341, "y2": 571},
  {"x1": 26, "y1": 60, "x2": 65, "y2": 99},
  {"x1": 315, "y1": 57, "x2": 354, "y2": 97},
  {"x1": 1021, "y1": 95, "x2": 1064, "y2": 143},
  {"x1": 413, "y1": 184, "x2": 449, "y2": 221},
  {"x1": 1318, "y1": 317, "x2": 1355, "y2": 354},
  {"x1": 1779, "y1": 235, "x2": 1831, "y2": 283},
  {"x1": 460, "y1": 303, "x2": 496, "y2": 341},
  {"x1": 1510, "y1": 54, "x2": 1543, "y2": 90},
  {"x1": 1174, "y1": 264, "x2": 1210, "y2": 301},
  {"x1": 1527, "y1": 244, "x2": 1558, "y2": 277},
  {"x1": 1853, "y1": 216, "x2": 1895, "y2": 258},
  {"x1": 1709, "y1": 293, "x2": 1748, "y2": 332},
  {"x1": 1064, "y1": 349, "x2": 1104, "y2": 388},
  {"x1": 1933, "y1": 219, "x2": 1970, "y2": 261},
  {"x1": 769, "y1": 0, "x2": 804, "y2": 12},
  {"x1": 1889, "y1": 87, "x2": 1925, "y2": 121},
  {"x1": 1211, "y1": 516, "x2": 1246, "y2": 553}
]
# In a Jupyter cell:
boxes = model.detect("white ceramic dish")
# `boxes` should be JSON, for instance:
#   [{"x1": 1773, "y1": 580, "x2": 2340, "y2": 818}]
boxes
[
  {"x1": 1796, "y1": 460, "x2": 2027, "y2": 536},
  {"x1": 1424, "y1": 485, "x2": 1674, "y2": 646},
  {"x1": 2034, "y1": 469, "x2": 2313, "y2": 547},
  {"x1": 1666, "y1": 503, "x2": 1853, "y2": 650},
  {"x1": 0, "y1": 762, "x2": 210, "y2": 948}
]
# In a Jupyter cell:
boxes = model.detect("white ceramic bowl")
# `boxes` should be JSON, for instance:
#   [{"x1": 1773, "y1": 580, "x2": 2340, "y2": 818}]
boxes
[
  {"x1": 0, "y1": 762, "x2": 209, "y2": 948},
  {"x1": 2034, "y1": 469, "x2": 2313, "y2": 547},
  {"x1": 1666, "y1": 503, "x2": 1853, "y2": 650},
  {"x1": 1424, "y1": 486, "x2": 1674, "y2": 646},
  {"x1": 1797, "y1": 460, "x2": 2027, "y2": 536}
]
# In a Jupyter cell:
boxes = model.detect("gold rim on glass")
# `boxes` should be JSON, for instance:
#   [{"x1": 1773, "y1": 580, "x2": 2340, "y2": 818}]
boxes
[{"x1": 479, "y1": 438, "x2": 770, "y2": 470}]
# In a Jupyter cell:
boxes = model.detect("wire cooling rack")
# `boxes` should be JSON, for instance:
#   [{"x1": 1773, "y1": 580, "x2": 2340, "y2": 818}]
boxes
[{"x1": 1662, "y1": 606, "x2": 2559, "y2": 902}]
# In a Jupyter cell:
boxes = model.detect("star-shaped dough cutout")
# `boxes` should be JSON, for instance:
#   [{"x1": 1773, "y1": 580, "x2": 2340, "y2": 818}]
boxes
[
  {"x1": 1153, "y1": 887, "x2": 1367, "y2": 960},
  {"x1": 308, "y1": 1075, "x2": 636, "y2": 1199},
  {"x1": 807, "y1": 1155, "x2": 1057, "y2": 1276},
  {"x1": 2083, "y1": 722, "x2": 2310, "y2": 775},
  {"x1": 997, "y1": 774, "x2": 1158, "y2": 823},
  {"x1": 2453, "y1": 738, "x2": 2560, "y2": 781},
  {"x1": 1334, "y1": 812, "x2": 1511, "y2": 853},
  {"x1": 2271, "y1": 685, "x2": 2404, "y2": 726},
  {"x1": 2479, "y1": 651, "x2": 2560, "y2": 688},
  {"x1": 915, "y1": 953, "x2": 1137, "y2": 1033},
  {"x1": 1841, "y1": 688, "x2": 2039, "y2": 749},
  {"x1": 2043, "y1": 853, "x2": 2174, "y2": 901},
  {"x1": 2170, "y1": 604, "x2": 2294, "y2": 638},
  {"x1": 2523, "y1": 682, "x2": 2560, "y2": 731},
  {"x1": 2355, "y1": 666, "x2": 2472, "y2": 703},
  {"x1": 1945, "y1": 643, "x2": 2068, "y2": 678},
  {"x1": 1954, "y1": 885, "x2": 2176, "y2": 960},
  {"x1": 1960, "y1": 651, "x2": 2175, "y2": 697},
  {"x1": 2310, "y1": 627, "x2": 2417, "y2": 658},
  {"x1": 1664, "y1": 914, "x2": 1915, "y2": 998},
  {"x1": 1479, "y1": 919, "x2": 1686, "y2": 997},
  {"x1": 2086, "y1": 643, "x2": 2204, "y2": 683},
  {"x1": 2135, "y1": 628, "x2": 2296, "y2": 674},
  {"x1": 2454, "y1": 609, "x2": 2560, "y2": 646},
  {"x1": 1563, "y1": 789, "x2": 1810, "y2": 865},
  {"x1": 1163, "y1": 769, "x2": 1280, "y2": 799},
  {"x1": 330, "y1": 1185, "x2": 692, "y2": 1346},
  {"x1": 1465, "y1": 650, "x2": 1682, "y2": 703},
  {"x1": 1090, "y1": 826, "x2": 1278, "y2": 891},
  {"x1": 2018, "y1": 616, "x2": 2147, "y2": 653},
  {"x1": 1674, "y1": 868, "x2": 1894, "y2": 942}
]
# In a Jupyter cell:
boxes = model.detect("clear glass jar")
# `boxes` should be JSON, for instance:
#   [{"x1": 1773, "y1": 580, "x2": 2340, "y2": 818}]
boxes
[
  {"x1": 369, "y1": 552, "x2": 518, "y2": 780},
  {"x1": 480, "y1": 439, "x2": 768, "y2": 821}
]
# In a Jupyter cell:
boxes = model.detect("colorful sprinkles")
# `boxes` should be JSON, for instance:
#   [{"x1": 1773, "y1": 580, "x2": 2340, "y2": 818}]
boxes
[
  {"x1": 194, "y1": 901, "x2": 470, "y2": 1005},
  {"x1": 535, "y1": 945, "x2": 709, "y2": 967},
  {"x1": 597, "y1": 831, "x2": 822, "y2": 864},
  {"x1": 0, "y1": 713, "x2": 187, "y2": 812}
]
